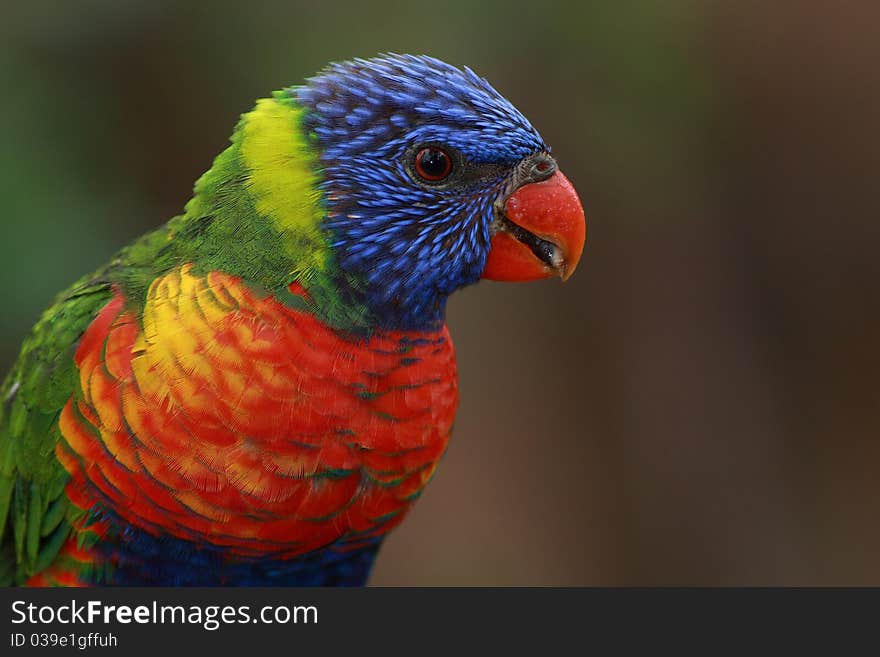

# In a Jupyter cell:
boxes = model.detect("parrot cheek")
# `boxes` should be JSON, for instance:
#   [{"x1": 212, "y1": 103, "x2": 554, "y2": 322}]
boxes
[{"x1": 481, "y1": 170, "x2": 586, "y2": 282}]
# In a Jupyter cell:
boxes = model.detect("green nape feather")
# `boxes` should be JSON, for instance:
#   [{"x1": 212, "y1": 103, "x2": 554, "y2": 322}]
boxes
[{"x1": 110, "y1": 90, "x2": 367, "y2": 327}]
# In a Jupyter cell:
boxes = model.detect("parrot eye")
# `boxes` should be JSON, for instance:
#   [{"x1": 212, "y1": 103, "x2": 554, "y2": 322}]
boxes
[{"x1": 414, "y1": 147, "x2": 453, "y2": 182}]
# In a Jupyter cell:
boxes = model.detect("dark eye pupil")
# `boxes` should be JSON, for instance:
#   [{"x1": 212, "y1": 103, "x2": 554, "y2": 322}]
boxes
[
  {"x1": 415, "y1": 148, "x2": 451, "y2": 180},
  {"x1": 419, "y1": 150, "x2": 447, "y2": 176}
]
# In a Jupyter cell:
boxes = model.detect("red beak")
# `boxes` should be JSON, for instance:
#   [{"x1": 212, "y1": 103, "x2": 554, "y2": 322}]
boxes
[{"x1": 481, "y1": 170, "x2": 586, "y2": 282}]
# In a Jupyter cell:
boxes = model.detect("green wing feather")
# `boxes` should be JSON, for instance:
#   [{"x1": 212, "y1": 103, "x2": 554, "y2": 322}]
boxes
[{"x1": 0, "y1": 276, "x2": 113, "y2": 584}]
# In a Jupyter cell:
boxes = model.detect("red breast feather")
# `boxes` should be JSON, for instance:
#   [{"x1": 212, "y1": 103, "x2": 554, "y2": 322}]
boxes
[{"x1": 56, "y1": 264, "x2": 457, "y2": 558}]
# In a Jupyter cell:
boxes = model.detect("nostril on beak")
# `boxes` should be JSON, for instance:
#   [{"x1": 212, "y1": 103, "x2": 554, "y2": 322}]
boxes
[{"x1": 530, "y1": 154, "x2": 556, "y2": 181}]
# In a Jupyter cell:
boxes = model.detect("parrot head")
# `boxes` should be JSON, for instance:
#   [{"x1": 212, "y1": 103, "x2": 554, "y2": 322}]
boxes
[{"x1": 291, "y1": 54, "x2": 586, "y2": 329}]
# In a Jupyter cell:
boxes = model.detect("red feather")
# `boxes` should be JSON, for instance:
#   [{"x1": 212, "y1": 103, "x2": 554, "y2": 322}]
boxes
[{"x1": 57, "y1": 265, "x2": 458, "y2": 558}]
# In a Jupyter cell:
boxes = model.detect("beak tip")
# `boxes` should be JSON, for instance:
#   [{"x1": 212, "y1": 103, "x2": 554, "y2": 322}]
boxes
[{"x1": 558, "y1": 260, "x2": 577, "y2": 282}]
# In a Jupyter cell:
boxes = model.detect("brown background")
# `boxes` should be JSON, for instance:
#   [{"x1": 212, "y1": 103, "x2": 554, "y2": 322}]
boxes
[{"x1": 1, "y1": 1, "x2": 878, "y2": 584}]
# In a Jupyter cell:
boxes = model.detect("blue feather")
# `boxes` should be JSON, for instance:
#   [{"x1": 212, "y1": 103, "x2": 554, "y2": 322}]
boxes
[{"x1": 291, "y1": 54, "x2": 547, "y2": 330}]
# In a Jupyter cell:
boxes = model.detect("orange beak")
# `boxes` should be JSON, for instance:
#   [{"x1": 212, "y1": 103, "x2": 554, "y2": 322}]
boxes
[{"x1": 481, "y1": 170, "x2": 586, "y2": 281}]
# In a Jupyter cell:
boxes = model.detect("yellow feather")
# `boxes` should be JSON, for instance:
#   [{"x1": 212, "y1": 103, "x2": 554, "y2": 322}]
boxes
[{"x1": 240, "y1": 98, "x2": 328, "y2": 277}]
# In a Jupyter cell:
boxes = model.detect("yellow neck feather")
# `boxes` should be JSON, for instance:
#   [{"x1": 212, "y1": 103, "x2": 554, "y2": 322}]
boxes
[{"x1": 239, "y1": 95, "x2": 329, "y2": 278}]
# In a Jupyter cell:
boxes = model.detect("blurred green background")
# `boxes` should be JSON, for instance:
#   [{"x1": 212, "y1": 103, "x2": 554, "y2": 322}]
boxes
[{"x1": 2, "y1": 0, "x2": 878, "y2": 584}]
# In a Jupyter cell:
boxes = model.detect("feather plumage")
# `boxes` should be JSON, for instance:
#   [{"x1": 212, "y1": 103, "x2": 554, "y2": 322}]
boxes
[{"x1": 0, "y1": 54, "x2": 584, "y2": 585}]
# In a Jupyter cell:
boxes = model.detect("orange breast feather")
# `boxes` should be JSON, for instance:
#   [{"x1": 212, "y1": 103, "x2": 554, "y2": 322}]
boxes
[{"x1": 56, "y1": 264, "x2": 458, "y2": 557}]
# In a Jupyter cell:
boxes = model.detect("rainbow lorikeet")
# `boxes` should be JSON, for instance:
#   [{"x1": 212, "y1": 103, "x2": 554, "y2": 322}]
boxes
[{"x1": 0, "y1": 54, "x2": 585, "y2": 586}]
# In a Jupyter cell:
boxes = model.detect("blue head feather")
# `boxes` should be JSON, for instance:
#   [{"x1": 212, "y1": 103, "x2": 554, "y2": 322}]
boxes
[{"x1": 292, "y1": 54, "x2": 547, "y2": 330}]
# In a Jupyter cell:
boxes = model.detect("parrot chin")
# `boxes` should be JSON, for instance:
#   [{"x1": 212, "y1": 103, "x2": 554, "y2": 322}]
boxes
[{"x1": 481, "y1": 168, "x2": 586, "y2": 282}]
